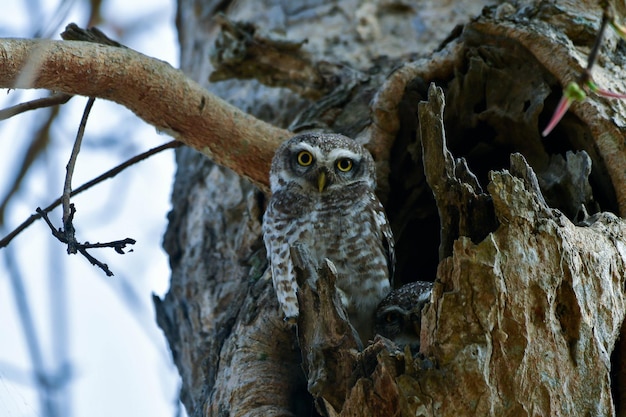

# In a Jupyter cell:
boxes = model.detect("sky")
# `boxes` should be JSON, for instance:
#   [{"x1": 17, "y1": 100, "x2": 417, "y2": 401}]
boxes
[{"x1": 0, "y1": 1, "x2": 184, "y2": 416}]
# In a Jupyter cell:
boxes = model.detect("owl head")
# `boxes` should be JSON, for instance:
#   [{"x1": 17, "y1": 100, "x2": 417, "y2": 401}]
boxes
[
  {"x1": 269, "y1": 132, "x2": 376, "y2": 194},
  {"x1": 374, "y1": 281, "x2": 433, "y2": 351}
]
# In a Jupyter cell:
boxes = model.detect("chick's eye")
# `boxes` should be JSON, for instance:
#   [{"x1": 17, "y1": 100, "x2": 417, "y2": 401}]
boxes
[
  {"x1": 297, "y1": 151, "x2": 314, "y2": 166},
  {"x1": 386, "y1": 312, "x2": 399, "y2": 324},
  {"x1": 336, "y1": 158, "x2": 353, "y2": 172}
]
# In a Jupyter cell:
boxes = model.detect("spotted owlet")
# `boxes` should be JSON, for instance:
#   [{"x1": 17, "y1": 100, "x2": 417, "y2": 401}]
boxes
[
  {"x1": 374, "y1": 281, "x2": 433, "y2": 351},
  {"x1": 262, "y1": 132, "x2": 394, "y2": 341}
]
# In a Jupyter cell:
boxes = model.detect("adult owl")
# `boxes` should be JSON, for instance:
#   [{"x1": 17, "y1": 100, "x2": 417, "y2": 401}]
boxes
[
  {"x1": 262, "y1": 132, "x2": 394, "y2": 341},
  {"x1": 374, "y1": 281, "x2": 433, "y2": 351}
]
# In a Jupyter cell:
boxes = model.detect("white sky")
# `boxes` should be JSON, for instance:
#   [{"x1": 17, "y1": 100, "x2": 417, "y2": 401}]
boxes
[{"x1": 0, "y1": 1, "x2": 184, "y2": 416}]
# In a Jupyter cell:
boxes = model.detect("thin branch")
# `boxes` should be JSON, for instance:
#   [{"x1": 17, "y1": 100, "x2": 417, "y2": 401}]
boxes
[
  {"x1": 61, "y1": 97, "x2": 95, "y2": 253},
  {"x1": 0, "y1": 37, "x2": 291, "y2": 190},
  {"x1": 0, "y1": 92, "x2": 72, "y2": 121},
  {"x1": 81, "y1": 238, "x2": 136, "y2": 251},
  {"x1": 37, "y1": 205, "x2": 65, "y2": 241},
  {"x1": 36, "y1": 206, "x2": 134, "y2": 276},
  {"x1": 542, "y1": 5, "x2": 621, "y2": 137},
  {"x1": 585, "y1": 7, "x2": 609, "y2": 72},
  {"x1": 1, "y1": 213, "x2": 45, "y2": 249},
  {"x1": 0, "y1": 140, "x2": 181, "y2": 248},
  {"x1": 575, "y1": 6, "x2": 610, "y2": 87},
  {"x1": 0, "y1": 110, "x2": 54, "y2": 226},
  {"x1": 76, "y1": 246, "x2": 114, "y2": 277},
  {"x1": 71, "y1": 141, "x2": 181, "y2": 195}
]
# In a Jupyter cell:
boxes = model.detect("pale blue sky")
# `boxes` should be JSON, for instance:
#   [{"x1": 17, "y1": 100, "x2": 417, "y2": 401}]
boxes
[{"x1": 0, "y1": 1, "x2": 184, "y2": 416}]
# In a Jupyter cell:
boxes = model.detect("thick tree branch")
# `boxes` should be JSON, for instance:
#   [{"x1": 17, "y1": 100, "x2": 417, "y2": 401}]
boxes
[{"x1": 0, "y1": 38, "x2": 291, "y2": 190}]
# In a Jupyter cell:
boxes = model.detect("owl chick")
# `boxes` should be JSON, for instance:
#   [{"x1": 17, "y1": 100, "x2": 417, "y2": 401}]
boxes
[
  {"x1": 262, "y1": 132, "x2": 394, "y2": 341},
  {"x1": 374, "y1": 281, "x2": 433, "y2": 351}
]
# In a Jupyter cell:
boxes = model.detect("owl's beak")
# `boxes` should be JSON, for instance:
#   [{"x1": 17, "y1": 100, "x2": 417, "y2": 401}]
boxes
[{"x1": 317, "y1": 171, "x2": 327, "y2": 192}]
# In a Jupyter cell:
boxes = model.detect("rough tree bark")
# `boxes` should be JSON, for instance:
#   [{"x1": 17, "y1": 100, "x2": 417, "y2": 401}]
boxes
[
  {"x1": 3, "y1": 0, "x2": 626, "y2": 416},
  {"x1": 153, "y1": 0, "x2": 626, "y2": 416}
]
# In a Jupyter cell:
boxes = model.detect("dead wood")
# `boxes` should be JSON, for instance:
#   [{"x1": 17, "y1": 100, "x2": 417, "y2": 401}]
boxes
[
  {"x1": 287, "y1": 83, "x2": 626, "y2": 417},
  {"x1": 419, "y1": 84, "x2": 497, "y2": 260},
  {"x1": 292, "y1": 245, "x2": 405, "y2": 417},
  {"x1": 413, "y1": 84, "x2": 626, "y2": 416},
  {"x1": 139, "y1": 1, "x2": 626, "y2": 416},
  {"x1": 5, "y1": 2, "x2": 626, "y2": 416}
]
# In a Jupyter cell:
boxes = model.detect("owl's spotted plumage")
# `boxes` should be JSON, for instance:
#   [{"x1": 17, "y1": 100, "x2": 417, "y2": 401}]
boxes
[
  {"x1": 262, "y1": 132, "x2": 394, "y2": 341},
  {"x1": 374, "y1": 281, "x2": 433, "y2": 351}
]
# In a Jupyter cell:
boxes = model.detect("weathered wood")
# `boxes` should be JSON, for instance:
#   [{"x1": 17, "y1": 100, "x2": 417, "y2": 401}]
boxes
[
  {"x1": 419, "y1": 84, "x2": 497, "y2": 260},
  {"x1": 4, "y1": 0, "x2": 626, "y2": 415},
  {"x1": 292, "y1": 246, "x2": 360, "y2": 412},
  {"x1": 154, "y1": 1, "x2": 626, "y2": 416},
  {"x1": 291, "y1": 244, "x2": 406, "y2": 416}
]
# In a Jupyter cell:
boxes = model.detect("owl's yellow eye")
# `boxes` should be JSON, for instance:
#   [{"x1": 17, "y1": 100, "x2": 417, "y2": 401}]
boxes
[
  {"x1": 297, "y1": 151, "x2": 314, "y2": 166},
  {"x1": 336, "y1": 158, "x2": 353, "y2": 172}
]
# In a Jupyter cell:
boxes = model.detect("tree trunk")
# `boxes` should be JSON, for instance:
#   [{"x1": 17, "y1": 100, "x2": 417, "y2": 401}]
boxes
[{"x1": 154, "y1": 1, "x2": 626, "y2": 416}]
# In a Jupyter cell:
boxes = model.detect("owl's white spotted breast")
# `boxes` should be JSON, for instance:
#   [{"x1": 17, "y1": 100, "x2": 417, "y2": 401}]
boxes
[{"x1": 264, "y1": 183, "x2": 392, "y2": 332}]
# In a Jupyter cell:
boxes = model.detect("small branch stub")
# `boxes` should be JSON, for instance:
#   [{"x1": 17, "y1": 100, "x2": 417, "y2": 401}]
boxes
[
  {"x1": 291, "y1": 245, "x2": 360, "y2": 412},
  {"x1": 291, "y1": 245, "x2": 404, "y2": 416},
  {"x1": 419, "y1": 83, "x2": 496, "y2": 260}
]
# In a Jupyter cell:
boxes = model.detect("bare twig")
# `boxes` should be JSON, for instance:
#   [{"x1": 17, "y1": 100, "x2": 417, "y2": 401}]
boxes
[
  {"x1": 575, "y1": 6, "x2": 610, "y2": 87},
  {"x1": 0, "y1": 92, "x2": 72, "y2": 121},
  {"x1": 36, "y1": 206, "x2": 134, "y2": 276},
  {"x1": 61, "y1": 97, "x2": 95, "y2": 253},
  {"x1": 0, "y1": 140, "x2": 181, "y2": 248},
  {"x1": 37, "y1": 205, "x2": 66, "y2": 240},
  {"x1": 81, "y1": 238, "x2": 136, "y2": 252},
  {"x1": 72, "y1": 141, "x2": 181, "y2": 193},
  {"x1": 76, "y1": 246, "x2": 114, "y2": 276},
  {"x1": 585, "y1": 7, "x2": 609, "y2": 72},
  {"x1": 0, "y1": 106, "x2": 60, "y2": 224},
  {"x1": 542, "y1": 5, "x2": 621, "y2": 137}
]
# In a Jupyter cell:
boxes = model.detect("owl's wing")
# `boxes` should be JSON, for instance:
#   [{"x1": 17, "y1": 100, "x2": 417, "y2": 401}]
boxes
[
  {"x1": 372, "y1": 197, "x2": 396, "y2": 285},
  {"x1": 263, "y1": 204, "x2": 300, "y2": 321},
  {"x1": 270, "y1": 242, "x2": 300, "y2": 321}
]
